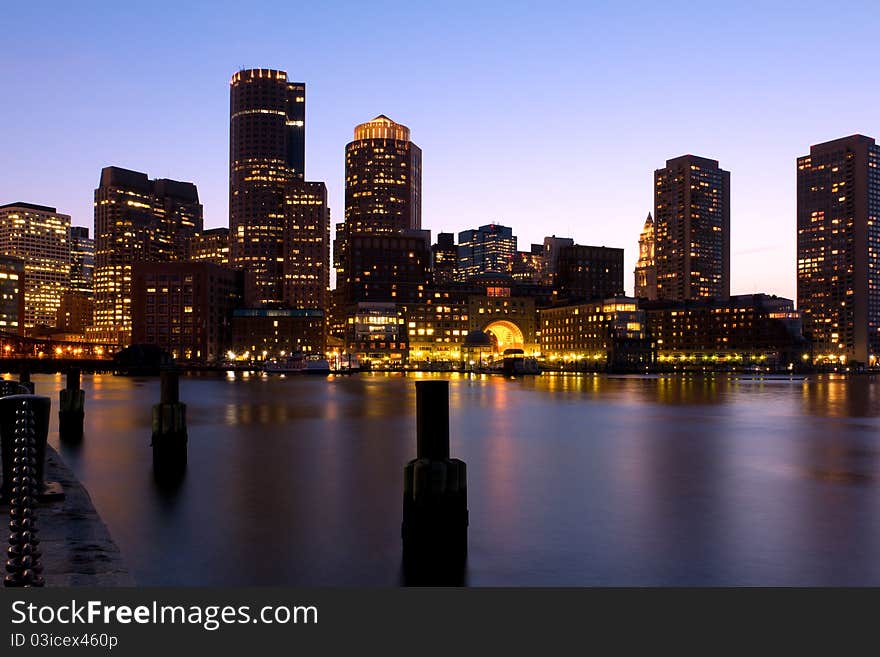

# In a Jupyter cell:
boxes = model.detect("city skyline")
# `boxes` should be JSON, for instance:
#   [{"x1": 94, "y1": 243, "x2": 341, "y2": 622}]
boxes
[{"x1": 4, "y1": 2, "x2": 880, "y2": 303}]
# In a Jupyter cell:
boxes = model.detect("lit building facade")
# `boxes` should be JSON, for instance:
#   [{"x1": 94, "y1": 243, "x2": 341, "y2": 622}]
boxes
[
  {"x1": 344, "y1": 302, "x2": 408, "y2": 364},
  {"x1": 540, "y1": 298, "x2": 650, "y2": 370},
  {"x1": 187, "y1": 227, "x2": 230, "y2": 266},
  {"x1": 283, "y1": 180, "x2": 330, "y2": 312},
  {"x1": 555, "y1": 244, "x2": 624, "y2": 302},
  {"x1": 69, "y1": 226, "x2": 94, "y2": 296},
  {"x1": 512, "y1": 245, "x2": 544, "y2": 284},
  {"x1": 338, "y1": 230, "x2": 432, "y2": 306},
  {"x1": 642, "y1": 294, "x2": 805, "y2": 368},
  {"x1": 541, "y1": 236, "x2": 574, "y2": 286},
  {"x1": 0, "y1": 256, "x2": 25, "y2": 335},
  {"x1": 56, "y1": 291, "x2": 93, "y2": 335},
  {"x1": 0, "y1": 202, "x2": 71, "y2": 332},
  {"x1": 231, "y1": 308, "x2": 325, "y2": 359},
  {"x1": 634, "y1": 212, "x2": 657, "y2": 300},
  {"x1": 431, "y1": 232, "x2": 457, "y2": 285},
  {"x1": 93, "y1": 166, "x2": 202, "y2": 346},
  {"x1": 344, "y1": 115, "x2": 422, "y2": 235},
  {"x1": 404, "y1": 298, "x2": 470, "y2": 363},
  {"x1": 132, "y1": 262, "x2": 242, "y2": 363},
  {"x1": 654, "y1": 155, "x2": 730, "y2": 301},
  {"x1": 796, "y1": 134, "x2": 880, "y2": 365},
  {"x1": 456, "y1": 224, "x2": 517, "y2": 281},
  {"x1": 229, "y1": 69, "x2": 306, "y2": 306}
]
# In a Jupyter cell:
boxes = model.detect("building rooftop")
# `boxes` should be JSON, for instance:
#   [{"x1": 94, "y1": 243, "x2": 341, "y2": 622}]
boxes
[{"x1": 0, "y1": 202, "x2": 59, "y2": 213}]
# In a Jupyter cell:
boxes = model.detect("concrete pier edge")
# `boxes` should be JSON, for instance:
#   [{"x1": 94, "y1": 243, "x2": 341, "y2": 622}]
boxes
[{"x1": 21, "y1": 445, "x2": 134, "y2": 586}]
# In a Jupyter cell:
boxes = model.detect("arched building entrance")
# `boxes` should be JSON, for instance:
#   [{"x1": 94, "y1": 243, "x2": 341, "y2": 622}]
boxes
[{"x1": 483, "y1": 320, "x2": 524, "y2": 352}]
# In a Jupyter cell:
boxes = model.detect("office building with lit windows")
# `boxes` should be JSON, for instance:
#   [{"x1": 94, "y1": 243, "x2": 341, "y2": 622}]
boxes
[
  {"x1": 456, "y1": 224, "x2": 517, "y2": 281},
  {"x1": 797, "y1": 135, "x2": 880, "y2": 366},
  {"x1": 229, "y1": 68, "x2": 306, "y2": 306},
  {"x1": 92, "y1": 166, "x2": 203, "y2": 346},
  {"x1": 0, "y1": 202, "x2": 71, "y2": 332},
  {"x1": 0, "y1": 256, "x2": 25, "y2": 335},
  {"x1": 187, "y1": 227, "x2": 230, "y2": 266},
  {"x1": 341, "y1": 230, "x2": 432, "y2": 305},
  {"x1": 431, "y1": 232, "x2": 457, "y2": 285},
  {"x1": 555, "y1": 244, "x2": 624, "y2": 302},
  {"x1": 283, "y1": 180, "x2": 330, "y2": 312},
  {"x1": 654, "y1": 155, "x2": 730, "y2": 301},
  {"x1": 132, "y1": 262, "x2": 243, "y2": 364},
  {"x1": 634, "y1": 212, "x2": 657, "y2": 300},
  {"x1": 231, "y1": 308, "x2": 325, "y2": 359},
  {"x1": 512, "y1": 245, "x2": 544, "y2": 284},
  {"x1": 69, "y1": 226, "x2": 94, "y2": 296}
]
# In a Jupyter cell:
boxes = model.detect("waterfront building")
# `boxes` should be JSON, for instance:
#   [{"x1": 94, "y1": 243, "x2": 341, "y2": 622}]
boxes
[
  {"x1": 344, "y1": 115, "x2": 422, "y2": 235},
  {"x1": 403, "y1": 298, "x2": 471, "y2": 364},
  {"x1": 431, "y1": 232, "x2": 457, "y2": 285},
  {"x1": 187, "y1": 227, "x2": 230, "y2": 266},
  {"x1": 634, "y1": 212, "x2": 657, "y2": 300},
  {"x1": 69, "y1": 226, "x2": 94, "y2": 296},
  {"x1": 229, "y1": 68, "x2": 306, "y2": 306},
  {"x1": 555, "y1": 244, "x2": 624, "y2": 302},
  {"x1": 796, "y1": 134, "x2": 880, "y2": 365},
  {"x1": 539, "y1": 298, "x2": 650, "y2": 370},
  {"x1": 231, "y1": 308, "x2": 325, "y2": 360},
  {"x1": 641, "y1": 294, "x2": 805, "y2": 368},
  {"x1": 131, "y1": 262, "x2": 242, "y2": 363},
  {"x1": 654, "y1": 155, "x2": 730, "y2": 301},
  {"x1": 343, "y1": 302, "x2": 408, "y2": 365},
  {"x1": 456, "y1": 224, "x2": 517, "y2": 281},
  {"x1": 0, "y1": 256, "x2": 25, "y2": 335},
  {"x1": 0, "y1": 202, "x2": 71, "y2": 332},
  {"x1": 92, "y1": 166, "x2": 202, "y2": 346}
]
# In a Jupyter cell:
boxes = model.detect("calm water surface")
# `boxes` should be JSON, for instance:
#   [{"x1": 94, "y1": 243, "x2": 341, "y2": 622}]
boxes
[{"x1": 24, "y1": 372, "x2": 880, "y2": 585}]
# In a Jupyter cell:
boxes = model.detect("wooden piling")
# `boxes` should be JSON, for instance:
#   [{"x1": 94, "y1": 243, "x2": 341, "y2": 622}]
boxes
[
  {"x1": 58, "y1": 367, "x2": 84, "y2": 442},
  {"x1": 151, "y1": 369, "x2": 187, "y2": 476},
  {"x1": 402, "y1": 380, "x2": 468, "y2": 584}
]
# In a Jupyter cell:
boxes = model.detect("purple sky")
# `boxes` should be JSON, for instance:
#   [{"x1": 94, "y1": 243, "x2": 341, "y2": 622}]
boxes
[{"x1": 3, "y1": 1, "x2": 879, "y2": 300}]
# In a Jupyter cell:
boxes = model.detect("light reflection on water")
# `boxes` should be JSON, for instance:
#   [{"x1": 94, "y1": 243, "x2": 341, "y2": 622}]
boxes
[{"x1": 16, "y1": 371, "x2": 880, "y2": 585}]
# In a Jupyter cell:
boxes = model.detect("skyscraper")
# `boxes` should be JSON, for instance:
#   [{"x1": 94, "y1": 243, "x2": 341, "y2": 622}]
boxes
[
  {"x1": 797, "y1": 134, "x2": 880, "y2": 365},
  {"x1": 69, "y1": 226, "x2": 94, "y2": 295},
  {"x1": 333, "y1": 115, "x2": 423, "y2": 332},
  {"x1": 229, "y1": 68, "x2": 306, "y2": 306},
  {"x1": 283, "y1": 180, "x2": 330, "y2": 311},
  {"x1": 0, "y1": 202, "x2": 71, "y2": 331},
  {"x1": 344, "y1": 115, "x2": 422, "y2": 235},
  {"x1": 93, "y1": 166, "x2": 202, "y2": 345},
  {"x1": 654, "y1": 155, "x2": 730, "y2": 301},
  {"x1": 431, "y1": 233, "x2": 457, "y2": 285},
  {"x1": 456, "y1": 224, "x2": 517, "y2": 281},
  {"x1": 634, "y1": 212, "x2": 657, "y2": 300}
]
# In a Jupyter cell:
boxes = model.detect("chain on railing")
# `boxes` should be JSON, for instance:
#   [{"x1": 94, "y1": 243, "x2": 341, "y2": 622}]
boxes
[{"x1": 4, "y1": 399, "x2": 44, "y2": 587}]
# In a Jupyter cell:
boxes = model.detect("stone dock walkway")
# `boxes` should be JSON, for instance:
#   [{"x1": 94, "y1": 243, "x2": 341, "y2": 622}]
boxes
[{"x1": 31, "y1": 446, "x2": 134, "y2": 586}]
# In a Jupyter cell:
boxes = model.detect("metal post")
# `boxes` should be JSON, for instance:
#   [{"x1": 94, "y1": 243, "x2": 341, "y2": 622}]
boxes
[{"x1": 59, "y1": 367, "x2": 84, "y2": 442}]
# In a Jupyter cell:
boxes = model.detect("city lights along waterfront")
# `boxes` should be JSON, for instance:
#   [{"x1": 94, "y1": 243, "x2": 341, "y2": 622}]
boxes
[{"x1": 28, "y1": 371, "x2": 880, "y2": 587}]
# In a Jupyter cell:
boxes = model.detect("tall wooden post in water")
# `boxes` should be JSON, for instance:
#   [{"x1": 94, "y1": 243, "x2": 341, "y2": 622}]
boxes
[
  {"x1": 59, "y1": 367, "x2": 84, "y2": 442},
  {"x1": 151, "y1": 369, "x2": 187, "y2": 476},
  {"x1": 402, "y1": 380, "x2": 468, "y2": 584}
]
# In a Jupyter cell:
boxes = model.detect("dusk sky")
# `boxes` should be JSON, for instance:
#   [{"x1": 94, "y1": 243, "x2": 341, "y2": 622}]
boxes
[{"x1": 3, "y1": 1, "x2": 879, "y2": 299}]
